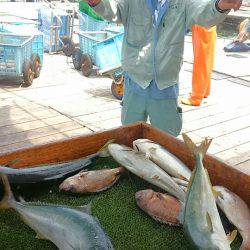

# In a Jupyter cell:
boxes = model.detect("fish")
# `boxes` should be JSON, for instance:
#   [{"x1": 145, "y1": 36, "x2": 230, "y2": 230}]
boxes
[
  {"x1": 182, "y1": 133, "x2": 233, "y2": 250},
  {"x1": 108, "y1": 143, "x2": 186, "y2": 202},
  {"x1": 59, "y1": 167, "x2": 125, "y2": 193},
  {"x1": 135, "y1": 189, "x2": 181, "y2": 226},
  {"x1": 0, "y1": 174, "x2": 114, "y2": 250},
  {"x1": 172, "y1": 177, "x2": 188, "y2": 187},
  {"x1": 214, "y1": 185, "x2": 250, "y2": 250},
  {"x1": 133, "y1": 139, "x2": 191, "y2": 181},
  {"x1": 0, "y1": 141, "x2": 111, "y2": 184}
]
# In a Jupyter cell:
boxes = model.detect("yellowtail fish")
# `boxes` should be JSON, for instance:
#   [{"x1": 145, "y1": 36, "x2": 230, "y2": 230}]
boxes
[
  {"x1": 0, "y1": 174, "x2": 114, "y2": 250},
  {"x1": 182, "y1": 134, "x2": 234, "y2": 250}
]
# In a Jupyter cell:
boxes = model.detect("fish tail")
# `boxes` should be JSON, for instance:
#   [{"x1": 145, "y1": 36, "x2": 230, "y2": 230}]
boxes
[
  {"x1": 0, "y1": 174, "x2": 15, "y2": 209},
  {"x1": 98, "y1": 139, "x2": 115, "y2": 157},
  {"x1": 182, "y1": 133, "x2": 212, "y2": 159}
]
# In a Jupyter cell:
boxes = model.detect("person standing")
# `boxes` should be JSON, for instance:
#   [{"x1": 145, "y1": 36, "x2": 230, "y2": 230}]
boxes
[
  {"x1": 84, "y1": 0, "x2": 242, "y2": 136},
  {"x1": 181, "y1": 25, "x2": 217, "y2": 106}
]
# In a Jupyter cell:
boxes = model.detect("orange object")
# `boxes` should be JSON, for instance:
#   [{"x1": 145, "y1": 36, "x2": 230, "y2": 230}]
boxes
[{"x1": 188, "y1": 25, "x2": 217, "y2": 106}]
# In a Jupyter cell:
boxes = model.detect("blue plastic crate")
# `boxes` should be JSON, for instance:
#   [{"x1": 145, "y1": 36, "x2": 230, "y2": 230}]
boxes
[
  {"x1": 94, "y1": 33, "x2": 123, "y2": 71},
  {"x1": 32, "y1": 34, "x2": 44, "y2": 64},
  {"x1": 0, "y1": 34, "x2": 33, "y2": 77},
  {"x1": 38, "y1": 8, "x2": 73, "y2": 52},
  {"x1": 0, "y1": 23, "x2": 44, "y2": 65},
  {"x1": 79, "y1": 30, "x2": 123, "y2": 72},
  {"x1": 113, "y1": 32, "x2": 123, "y2": 59},
  {"x1": 78, "y1": 31, "x2": 101, "y2": 59},
  {"x1": 78, "y1": 12, "x2": 108, "y2": 32}
]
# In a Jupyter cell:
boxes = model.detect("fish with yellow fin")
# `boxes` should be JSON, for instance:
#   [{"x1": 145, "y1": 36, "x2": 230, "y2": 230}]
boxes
[{"x1": 182, "y1": 133, "x2": 236, "y2": 250}]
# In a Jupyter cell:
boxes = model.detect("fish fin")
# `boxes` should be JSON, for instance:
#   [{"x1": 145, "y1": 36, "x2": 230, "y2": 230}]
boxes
[
  {"x1": 135, "y1": 151, "x2": 146, "y2": 156},
  {"x1": 79, "y1": 169, "x2": 88, "y2": 173},
  {"x1": 98, "y1": 139, "x2": 115, "y2": 157},
  {"x1": 73, "y1": 202, "x2": 92, "y2": 214},
  {"x1": 18, "y1": 196, "x2": 25, "y2": 202},
  {"x1": 197, "y1": 137, "x2": 212, "y2": 159},
  {"x1": 35, "y1": 232, "x2": 46, "y2": 240},
  {"x1": 0, "y1": 174, "x2": 15, "y2": 209},
  {"x1": 186, "y1": 169, "x2": 195, "y2": 191},
  {"x1": 149, "y1": 148, "x2": 157, "y2": 157},
  {"x1": 212, "y1": 187, "x2": 222, "y2": 198},
  {"x1": 182, "y1": 133, "x2": 197, "y2": 156},
  {"x1": 182, "y1": 133, "x2": 212, "y2": 159},
  {"x1": 145, "y1": 152, "x2": 151, "y2": 160},
  {"x1": 227, "y1": 230, "x2": 237, "y2": 244},
  {"x1": 152, "y1": 175, "x2": 160, "y2": 181},
  {"x1": 152, "y1": 215, "x2": 180, "y2": 226},
  {"x1": 43, "y1": 173, "x2": 65, "y2": 180},
  {"x1": 179, "y1": 186, "x2": 187, "y2": 192},
  {"x1": 172, "y1": 177, "x2": 188, "y2": 186},
  {"x1": 206, "y1": 212, "x2": 213, "y2": 233},
  {"x1": 177, "y1": 174, "x2": 188, "y2": 181}
]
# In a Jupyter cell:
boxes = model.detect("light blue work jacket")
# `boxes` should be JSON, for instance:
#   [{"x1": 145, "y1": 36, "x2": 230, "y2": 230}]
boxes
[{"x1": 94, "y1": 0, "x2": 228, "y2": 90}]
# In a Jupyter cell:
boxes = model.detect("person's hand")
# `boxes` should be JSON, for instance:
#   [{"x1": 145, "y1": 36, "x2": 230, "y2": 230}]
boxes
[
  {"x1": 217, "y1": 0, "x2": 242, "y2": 11},
  {"x1": 82, "y1": 0, "x2": 101, "y2": 7}
]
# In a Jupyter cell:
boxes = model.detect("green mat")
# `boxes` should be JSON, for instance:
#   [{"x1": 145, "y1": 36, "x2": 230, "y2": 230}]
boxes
[{"x1": 0, "y1": 157, "x2": 242, "y2": 249}]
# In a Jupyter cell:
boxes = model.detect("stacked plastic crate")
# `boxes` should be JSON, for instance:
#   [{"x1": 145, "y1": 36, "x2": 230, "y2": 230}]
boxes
[
  {"x1": 78, "y1": 12, "x2": 124, "y2": 71},
  {"x1": 38, "y1": 8, "x2": 73, "y2": 53},
  {"x1": 0, "y1": 22, "x2": 44, "y2": 64}
]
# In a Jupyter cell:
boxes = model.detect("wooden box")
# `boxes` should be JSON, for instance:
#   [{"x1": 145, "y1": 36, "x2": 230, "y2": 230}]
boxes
[{"x1": 0, "y1": 122, "x2": 249, "y2": 206}]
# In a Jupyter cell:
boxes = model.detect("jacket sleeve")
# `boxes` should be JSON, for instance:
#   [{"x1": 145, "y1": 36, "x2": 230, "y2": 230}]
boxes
[
  {"x1": 185, "y1": 0, "x2": 229, "y2": 29},
  {"x1": 93, "y1": 0, "x2": 129, "y2": 24}
]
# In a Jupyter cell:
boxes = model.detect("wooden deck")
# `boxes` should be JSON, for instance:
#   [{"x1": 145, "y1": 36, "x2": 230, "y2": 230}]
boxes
[{"x1": 0, "y1": 37, "x2": 249, "y2": 176}]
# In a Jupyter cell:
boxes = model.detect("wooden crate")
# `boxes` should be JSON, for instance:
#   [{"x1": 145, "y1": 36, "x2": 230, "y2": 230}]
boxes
[{"x1": 0, "y1": 122, "x2": 249, "y2": 206}]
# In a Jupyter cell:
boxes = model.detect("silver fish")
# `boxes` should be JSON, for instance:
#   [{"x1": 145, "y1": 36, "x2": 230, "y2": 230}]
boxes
[
  {"x1": 133, "y1": 139, "x2": 191, "y2": 181},
  {"x1": 0, "y1": 174, "x2": 114, "y2": 250},
  {"x1": 182, "y1": 133, "x2": 232, "y2": 250},
  {"x1": 215, "y1": 186, "x2": 250, "y2": 250},
  {"x1": 0, "y1": 141, "x2": 111, "y2": 184},
  {"x1": 108, "y1": 143, "x2": 186, "y2": 202}
]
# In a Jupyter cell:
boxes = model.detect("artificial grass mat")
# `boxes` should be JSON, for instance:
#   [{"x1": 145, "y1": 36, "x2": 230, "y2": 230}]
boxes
[{"x1": 0, "y1": 157, "x2": 242, "y2": 250}]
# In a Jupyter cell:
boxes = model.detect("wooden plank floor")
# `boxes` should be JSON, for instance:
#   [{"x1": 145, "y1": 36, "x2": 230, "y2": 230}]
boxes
[{"x1": 0, "y1": 37, "x2": 249, "y2": 176}]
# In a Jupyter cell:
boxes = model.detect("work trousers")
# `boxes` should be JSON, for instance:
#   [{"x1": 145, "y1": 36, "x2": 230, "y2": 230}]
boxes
[
  {"x1": 190, "y1": 25, "x2": 217, "y2": 105},
  {"x1": 121, "y1": 82, "x2": 182, "y2": 137}
]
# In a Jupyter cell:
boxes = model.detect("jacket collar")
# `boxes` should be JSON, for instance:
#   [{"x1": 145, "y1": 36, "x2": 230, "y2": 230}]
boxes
[{"x1": 146, "y1": 0, "x2": 169, "y2": 26}]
